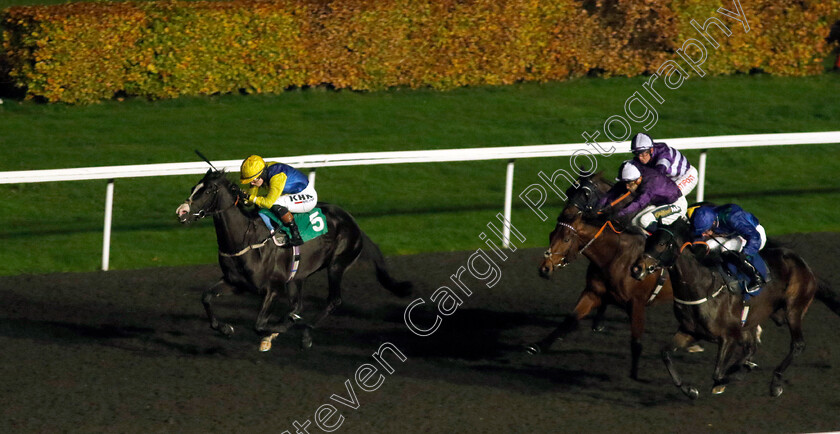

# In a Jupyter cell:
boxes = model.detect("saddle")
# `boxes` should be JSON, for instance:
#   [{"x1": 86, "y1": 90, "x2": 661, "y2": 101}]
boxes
[
  {"x1": 257, "y1": 208, "x2": 329, "y2": 244},
  {"x1": 716, "y1": 262, "x2": 762, "y2": 301}
]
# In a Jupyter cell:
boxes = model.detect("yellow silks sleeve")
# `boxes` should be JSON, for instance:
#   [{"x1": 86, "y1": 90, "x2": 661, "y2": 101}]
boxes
[{"x1": 252, "y1": 172, "x2": 288, "y2": 208}]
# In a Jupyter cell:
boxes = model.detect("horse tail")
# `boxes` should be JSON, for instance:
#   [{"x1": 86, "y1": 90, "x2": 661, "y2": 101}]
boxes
[
  {"x1": 361, "y1": 232, "x2": 413, "y2": 298},
  {"x1": 815, "y1": 277, "x2": 840, "y2": 318}
]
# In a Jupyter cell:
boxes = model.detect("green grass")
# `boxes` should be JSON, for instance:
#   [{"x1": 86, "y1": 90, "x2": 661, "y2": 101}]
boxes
[{"x1": 1, "y1": 74, "x2": 839, "y2": 275}]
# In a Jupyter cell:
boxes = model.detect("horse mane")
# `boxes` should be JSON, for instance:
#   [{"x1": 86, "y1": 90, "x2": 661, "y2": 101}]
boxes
[
  {"x1": 204, "y1": 169, "x2": 229, "y2": 182},
  {"x1": 587, "y1": 171, "x2": 614, "y2": 188}
]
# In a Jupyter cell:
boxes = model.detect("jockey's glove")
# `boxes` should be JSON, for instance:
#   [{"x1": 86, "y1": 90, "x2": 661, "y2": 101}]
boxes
[{"x1": 232, "y1": 187, "x2": 250, "y2": 203}]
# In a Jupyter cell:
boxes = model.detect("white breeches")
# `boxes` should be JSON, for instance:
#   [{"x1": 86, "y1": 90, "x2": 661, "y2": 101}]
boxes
[
  {"x1": 631, "y1": 196, "x2": 688, "y2": 229},
  {"x1": 706, "y1": 224, "x2": 767, "y2": 253},
  {"x1": 672, "y1": 166, "x2": 698, "y2": 197},
  {"x1": 274, "y1": 183, "x2": 318, "y2": 213}
]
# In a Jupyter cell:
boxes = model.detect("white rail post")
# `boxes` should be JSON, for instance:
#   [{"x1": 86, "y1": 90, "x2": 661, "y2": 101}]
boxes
[
  {"x1": 102, "y1": 179, "x2": 115, "y2": 271},
  {"x1": 503, "y1": 159, "x2": 515, "y2": 248},
  {"x1": 308, "y1": 168, "x2": 316, "y2": 188},
  {"x1": 696, "y1": 150, "x2": 707, "y2": 202}
]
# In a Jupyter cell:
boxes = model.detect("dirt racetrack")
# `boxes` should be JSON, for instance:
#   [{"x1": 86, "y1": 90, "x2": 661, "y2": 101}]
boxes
[{"x1": 1, "y1": 232, "x2": 839, "y2": 433}]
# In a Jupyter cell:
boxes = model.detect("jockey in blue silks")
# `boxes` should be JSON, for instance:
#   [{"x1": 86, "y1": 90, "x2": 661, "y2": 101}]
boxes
[
  {"x1": 596, "y1": 160, "x2": 687, "y2": 234},
  {"x1": 691, "y1": 204, "x2": 768, "y2": 297}
]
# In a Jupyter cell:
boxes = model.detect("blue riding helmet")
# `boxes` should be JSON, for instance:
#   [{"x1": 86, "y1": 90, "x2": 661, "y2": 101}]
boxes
[{"x1": 691, "y1": 206, "x2": 717, "y2": 237}]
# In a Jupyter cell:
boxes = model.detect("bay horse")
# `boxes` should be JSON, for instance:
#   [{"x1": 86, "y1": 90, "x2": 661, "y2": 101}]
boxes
[
  {"x1": 176, "y1": 169, "x2": 412, "y2": 351},
  {"x1": 631, "y1": 218, "x2": 838, "y2": 398},
  {"x1": 529, "y1": 173, "x2": 685, "y2": 380}
]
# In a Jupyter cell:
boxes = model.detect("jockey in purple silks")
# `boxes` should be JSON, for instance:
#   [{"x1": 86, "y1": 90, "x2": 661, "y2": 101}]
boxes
[
  {"x1": 596, "y1": 160, "x2": 687, "y2": 234},
  {"x1": 630, "y1": 133, "x2": 698, "y2": 198}
]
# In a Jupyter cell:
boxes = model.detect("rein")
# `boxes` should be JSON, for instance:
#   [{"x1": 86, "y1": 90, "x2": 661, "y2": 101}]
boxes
[
  {"x1": 191, "y1": 195, "x2": 240, "y2": 220},
  {"x1": 578, "y1": 220, "x2": 622, "y2": 256},
  {"x1": 648, "y1": 231, "x2": 726, "y2": 305},
  {"x1": 545, "y1": 220, "x2": 622, "y2": 266},
  {"x1": 187, "y1": 189, "x2": 269, "y2": 257}
]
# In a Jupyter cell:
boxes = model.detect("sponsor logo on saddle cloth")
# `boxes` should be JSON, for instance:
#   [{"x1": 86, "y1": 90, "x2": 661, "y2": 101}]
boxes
[
  {"x1": 258, "y1": 208, "x2": 328, "y2": 243},
  {"x1": 653, "y1": 204, "x2": 681, "y2": 219}
]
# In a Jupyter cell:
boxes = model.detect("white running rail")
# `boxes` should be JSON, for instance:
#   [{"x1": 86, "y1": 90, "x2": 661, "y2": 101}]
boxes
[{"x1": 2, "y1": 131, "x2": 838, "y2": 270}]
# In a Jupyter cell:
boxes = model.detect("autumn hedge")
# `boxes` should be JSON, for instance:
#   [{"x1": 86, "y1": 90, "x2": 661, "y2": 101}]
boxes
[{"x1": 1, "y1": 0, "x2": 837, "y2": 103}]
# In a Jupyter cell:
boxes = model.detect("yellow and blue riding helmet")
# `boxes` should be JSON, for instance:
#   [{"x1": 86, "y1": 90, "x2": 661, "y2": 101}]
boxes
[{"x1": 240, "y1": 155, "x2": 266, "y2": 184}]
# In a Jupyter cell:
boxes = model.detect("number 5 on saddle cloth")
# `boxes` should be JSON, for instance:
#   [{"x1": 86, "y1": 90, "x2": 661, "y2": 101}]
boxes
[{"x1": 258, "y1": 208, "x2": 329, "y2": 244}]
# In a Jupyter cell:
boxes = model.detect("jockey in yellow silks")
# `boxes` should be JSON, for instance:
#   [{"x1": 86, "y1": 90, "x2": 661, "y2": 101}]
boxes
[{"x1": 239, "y1": 155, "x2": 318, "y2": 246}]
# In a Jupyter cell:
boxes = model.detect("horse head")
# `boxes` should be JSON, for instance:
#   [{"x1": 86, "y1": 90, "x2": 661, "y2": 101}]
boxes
[
  {"x1": 540, "y1": 211, "x2": 586, "y2": 278},
  {"x1": 176, "y1": 169, "x2": 241, "y2": 224},
  {"x1": 631, "y1": 218, "x2": 692, "y2": 280},
  {"x1": 539, "y1": 174, "x2": 613, "y2": 278}
]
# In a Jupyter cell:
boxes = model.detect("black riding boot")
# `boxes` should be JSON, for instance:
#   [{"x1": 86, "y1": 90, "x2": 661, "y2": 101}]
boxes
[
  {"x1": 271, "y1": 205, "x2": 303, "y2": 246},
  {"x1": 737, "y1": 257, "x2": 764, "y2": 290}
]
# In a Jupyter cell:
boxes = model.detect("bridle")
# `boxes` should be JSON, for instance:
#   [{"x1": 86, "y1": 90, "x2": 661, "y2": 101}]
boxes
[
  {"x1": 640, "y1": 227, "x2": 678, "y2": 274},
  {"x1": 543, "y1": 179, "x2": 621, "y2": 269},
  {"x1": 543, "y1": 221, "x2": 580, "y2": 269},
  {"x1": 641, "y1": 227, "x2": 726, "y2": 305},
  {"x1": 544, "y1": 218, "x2": 622, "y2": 269},
  {"x1": 186, "y1": 183, "x2": 241, "y2": 220}
]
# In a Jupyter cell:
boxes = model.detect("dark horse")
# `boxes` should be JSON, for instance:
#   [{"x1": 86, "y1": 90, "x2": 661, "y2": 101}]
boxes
[
  {"x1": 528, "y1": 172, "x2": 684, "y2": 380},
  {"x1": 176, "y1": 170, "x2": 412, "y2": 350},
  {"x1": 631, "y1": 218, "x2": 839, "y2": 398}
]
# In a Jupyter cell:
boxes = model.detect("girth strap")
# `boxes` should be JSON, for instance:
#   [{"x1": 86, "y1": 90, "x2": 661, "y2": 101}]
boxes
[
  {"x1": 673, "y1": 284, "x2": 727, "y2": 305},
  {"x1": 287, "y1": 246, "x2": 301, "y2": 282},
  {"x1": 218, "y1": 239, "x2": 270, "y2": 257}
]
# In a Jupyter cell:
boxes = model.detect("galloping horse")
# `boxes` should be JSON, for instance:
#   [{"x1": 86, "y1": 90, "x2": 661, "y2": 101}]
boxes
[
  {"x1": 176, "y1": 170, "x2": 412, "y2": 350},
  {"x1": 529, "y1": 173, "x2": 683, "y2": 380},
  {"x1": 631, "y1": 218, "x2": 838, "y2": 398}
]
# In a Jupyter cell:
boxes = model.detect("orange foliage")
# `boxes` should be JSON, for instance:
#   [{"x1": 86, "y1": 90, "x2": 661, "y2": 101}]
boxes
[{"x1": 0, "y1": 0, "x2": 837, "y2": 103}]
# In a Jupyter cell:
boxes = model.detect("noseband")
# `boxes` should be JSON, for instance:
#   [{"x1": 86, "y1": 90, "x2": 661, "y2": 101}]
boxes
[{"x1": 544, "y1": 222, "x2": 579, "y2": 268}]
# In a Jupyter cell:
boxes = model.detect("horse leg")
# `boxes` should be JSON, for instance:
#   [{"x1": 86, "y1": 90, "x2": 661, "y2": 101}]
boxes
[
  {"x1": 662, "y1": 331, "x2": 700, "y2": 400},
  {"x1": 274, "y1": 280, "x2": 304, "y2": 334},
  {"x1": 591, "y1": 304, "x2": 608, "y2": 332},
  {"x1": 770, "y1": 311, "x2": 806, "y2": 397},
  {"x1": 254, "y1": 287, "x2": 281, "y2": 352},
  {"x1": 628, "y1": 300, "x2": 646, "y2": 381},
  {"x1": 202, "y1": 278, "x2": 237, "y2": 336},
  {"x1": 524, "y1": 291, "x2": 602, "y2": 354},
  {"x1": 711, "y1": 336, "x2": 740, "y2": 394},
  {"x1": 735, "y1": 328, "x2": 760, "y2": 373},
  {"x1": 301, "y1": 264, "x2": 346, "y2": 350}
]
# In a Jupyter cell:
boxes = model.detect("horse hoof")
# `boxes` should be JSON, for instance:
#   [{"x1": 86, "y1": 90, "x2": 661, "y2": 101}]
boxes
[
  {"x1": 218, "y1": 324, "x2": 234, "y2": 336},
  {"x1": 712, "y1": 385, "x2": 726, "y2": 395},
  {"x1": 771, "y1": 384, "x2": 784, "y2": 397},
  {"x1": 686, "y1": 344, "x2": 704, "y2": 353},
  {"x1": 686, "y1": 387, "x2": 700, "y2": 400},
  {"x1": 592, "y1": 325, "x2": 606, "y2": 333},
  {"x1": 300, "y1": 329, "x2": 313, "y2": 350},
  {"x1": 259, "y1": 333, "x2": 279, "y2": 352},
  {"x1": 523, "y1": 344, "x2": 542, "y2": 355},
  {"x1": 744, "y1": 360, "x2": 759, "y2": 371}
]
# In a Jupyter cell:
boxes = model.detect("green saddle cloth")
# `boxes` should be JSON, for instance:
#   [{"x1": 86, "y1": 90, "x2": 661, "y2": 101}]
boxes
[{"x1": 258, "y1": 208, "x2": 328, "y2": 243}]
